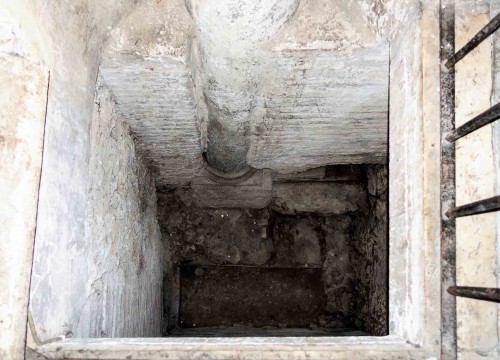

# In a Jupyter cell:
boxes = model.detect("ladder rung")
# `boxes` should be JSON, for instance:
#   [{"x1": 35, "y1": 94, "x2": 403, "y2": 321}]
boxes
[
  {"x1": 446, "y1": 13, "x2": 500, "y2": 69},
  {"x1": 448, "y1": 286, "x2": 500, "y2": 303},
  {"x1": 446, "y1": 103, "x2": 500, "y2": 141},
  {"x1": 446, "y1": 195, "x2": 500, "y2": 219}
]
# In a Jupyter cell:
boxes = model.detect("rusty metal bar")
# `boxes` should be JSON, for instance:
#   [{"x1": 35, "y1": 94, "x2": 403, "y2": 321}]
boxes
[
  {"x1": 440, "y1": 1, "x2": 457, "y2": 359},
  {"x1": 446, "y1": 195, "x2": 500, "y2": 219},
  {"x1": 448, "y1": 286, "x2": 500, "y2": 302},
  {"x1": 446, "y1": 103, "x2": 500, "y2": 141},
  {"x1": 446, "y1": 13, "x2": 500, "y2": 69}
]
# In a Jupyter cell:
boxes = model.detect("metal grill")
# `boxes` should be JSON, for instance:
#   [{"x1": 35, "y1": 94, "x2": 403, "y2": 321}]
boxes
[{"x1": 440, "y1": 3, "x2": 500, "y2": 359}]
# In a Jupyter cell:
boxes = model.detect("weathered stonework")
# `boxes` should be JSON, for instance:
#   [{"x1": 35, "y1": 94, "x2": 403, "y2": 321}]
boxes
[
  {"x1": 81, "y1": 84, "x2": 166, "y2": 337},
  {"x1": 30, "y1": 82, "x2": 166, "y2": 340},
  {"x1": 6, "y1": 0, "x2": 500, "y2": 359},
  {"x1": 101, "y1": 0, "x2": 389, "y2": 185},
  {"x1": 19, "y1": 0, "x2": 143, "y2": 344},
  {"x1": 352, "y1": 165, "x2": 388, "y2": 336},
  {"x1": 455, "y1": 1, "x2": 500, "y2": 358},
  {"x1": 157, "y1": 166, "x2": 387, "y2": 334},
  {"x1": 0, "y1": 52, "x2": 48, "y2": 360}
]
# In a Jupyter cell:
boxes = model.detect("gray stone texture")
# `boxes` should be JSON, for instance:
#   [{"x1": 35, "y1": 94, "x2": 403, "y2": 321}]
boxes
[
  {"x1": 20, "y1": 0, "x2": 142, "y2": 343},
  {"x1": 29, "y1": 83, "x2": 166, "y2": 339},
  {"x1": 80, "y1": 85, "x2": 166, "y2": 337},
  {"x1": 187, "y1": 169, "x2": 273, "y2": 209},
  {"x1": 101, "y1": 0, "x2": 389, "y2": 186},
  {"x1": 0, "y1": 1, "x2": 464, "y2": 360},
  {"x1": 0, "y1": 52, "x2": 48, "y2": 360},
  {"x1": 271, "y1": 183, "x2": 367, "y2": 215},
  {"x1": 99, "y1": 55, "x2": 203, "y2": 187},
  {"x1": 352, "y1": 165, "x2": 388, "y2": 336},
  {"x1": 247, "y1": 44, "x2": 389, "y2": 173}
]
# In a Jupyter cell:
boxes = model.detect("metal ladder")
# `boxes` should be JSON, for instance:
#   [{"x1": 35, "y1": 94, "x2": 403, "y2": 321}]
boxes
[{"x1": 440, "y1": 2, "x2": 500, "y2": 359}]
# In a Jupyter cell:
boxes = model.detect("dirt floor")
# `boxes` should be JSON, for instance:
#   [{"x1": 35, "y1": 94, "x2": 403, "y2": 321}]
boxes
[{"x1": 157, "y1": 165, "x2": 388, "y2": 336}]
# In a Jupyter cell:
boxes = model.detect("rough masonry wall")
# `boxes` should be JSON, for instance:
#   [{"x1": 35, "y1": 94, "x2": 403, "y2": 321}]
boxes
[
  {"x1": 77, "y1": 84, "x2": 165, "y2": 338},
  {"x1": 353, "y1": 165, "x2": 388, "y2": 336},
  {"x1": 455, "y1": 1, "x2": 500, "y2": 359},
  {"x1": 158, "y1": 166, "x2": 387, "y2": 334}
]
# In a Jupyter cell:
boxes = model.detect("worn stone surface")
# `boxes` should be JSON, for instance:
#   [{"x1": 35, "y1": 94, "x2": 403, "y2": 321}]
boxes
[
  {"x1": 80, "y1": 85, "x2": 166, "y2": 338},
  {"x1": 0, "y1": 53, "x2": 48, "y2": 360},
  {"x1": 321, "y1": 216, "x2": 357, "y2": 319},
  {"x1": 271, "y1": 183, "x2": 367, "y2": 215},
  {"x1": 101, "y1": 0, "x2": 389, "y2": 185},
  {"x1": 0, "y1": 1, "x2": 461, "y2": 359},
  {"x1": 35, "y1": 336, "x2": 428, "y2": 360},
  {"x1": 158, "y1": 193, "x2": 274, "y2": 267},
  {"x1": 387, "y1": 0, "x2": 427, "y2": 344},
  {"x1": 188, "y1": 0, "x2": 302, "y2": 173},
  {"x1": 492, "y1": 3, "x2": 500, "y2": 357},
  {"x1": 455, "y1": 2, "x2": 500, "y2": 359},
  {"x1": 30, "y1": 83, "x2": 166, "y2": 340},
  {"x1": 187, "y1": 169, "x2": 273, "y2": 208},
  {"x1": 25, "y1": 348, "x2": 48, "y2": 360},
  {"x1": 271, "y1": 165, "x2": 363, "y2": 183},
  {"x1": 99, "y1": 55, "x2": 203, "y2": 187},
  {"x1": 12, "y1": 0, "x2": 144, "y2": 343},
  {"x1": 268, "y1": 0, "x2": 385, "y2": 51},
  {"x1": 247, "y1": 44, "x2": 389, "y2": 172}
]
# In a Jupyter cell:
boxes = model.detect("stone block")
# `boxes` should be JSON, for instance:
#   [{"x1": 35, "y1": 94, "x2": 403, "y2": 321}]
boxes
[{"x1": 271, "y1": 183, "x2": 367, "y2": 215}]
